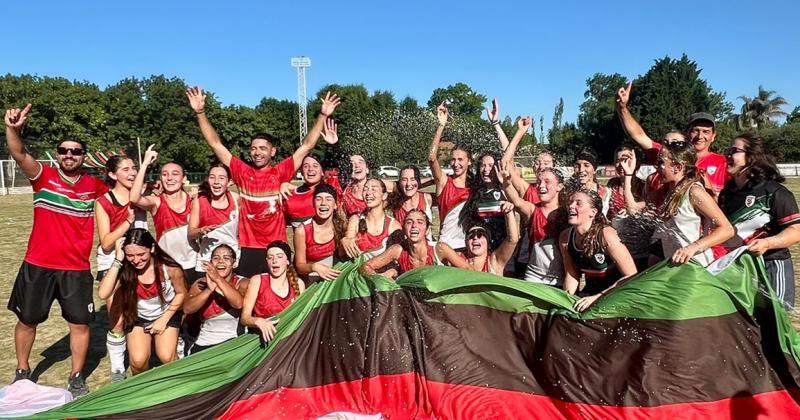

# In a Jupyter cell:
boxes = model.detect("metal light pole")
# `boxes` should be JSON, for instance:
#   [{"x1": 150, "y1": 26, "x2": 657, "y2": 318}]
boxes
[{"x1": 291, "y1": 56, "x2": 311, "y2": 142}]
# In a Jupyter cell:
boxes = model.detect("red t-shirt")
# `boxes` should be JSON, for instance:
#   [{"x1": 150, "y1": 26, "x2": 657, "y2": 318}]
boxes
[
  {"x1": 230, "y1": 156, "x2": 295, "y2": 248},
  {"x1": 437, "y1": 177, "x2": 471, "y2": 228},
  {"x1": 284, "y1": 188, "x2": 315, "y2": 227},
  {"x1": 26, "y1": 165, "x2": 108, "y2": 270},
  {"x1": 341, "y1": 185, "x2": 367, "y2": 218},
  {"x1": 649, "y1": 141, "x2": 729, "y2": 194}
]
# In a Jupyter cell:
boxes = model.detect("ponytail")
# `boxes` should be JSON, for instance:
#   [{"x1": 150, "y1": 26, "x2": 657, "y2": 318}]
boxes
[{"x1": 286, "y1": 265, "x2": 301, "y2": 296}]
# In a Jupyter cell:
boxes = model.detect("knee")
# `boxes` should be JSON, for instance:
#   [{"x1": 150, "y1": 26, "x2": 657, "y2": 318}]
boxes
[
  {"x1": 128, "y1": 350, "x2": 150, "y2": 371},
  {"x1": 155, "y1": 346, "x2": 177, "y2": 364},
  {"x1": 16, "y1": 321, "x2": 37, "y2": 332}
]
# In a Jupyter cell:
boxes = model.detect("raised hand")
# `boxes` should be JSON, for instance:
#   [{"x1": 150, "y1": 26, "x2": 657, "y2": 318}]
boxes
[
  {"x1": 485, "y1": 98, "x2": 500, "y2": 123},
  {"x1": 616, "y1": 82, "x2": 632, "y2": 108},
  {"x1": 436, "y1": 102, "x2": 449, "y2": 127},
  {"x1": 499, "y1": 200, "x2": 515, "y2": 214},
  {"x1": 114, "y1": 237, "x2": 125, "y2": 260},
  {"x1": 186, "y1": 86, "x2": 207, "y2": 113},
  {"x1": 320, "y1": 92, "x2": 341, "y2": 117},
  {"x1": 4, "y1": 104, "x2": 32, "y2": 130},
  {"x1": 142, "y1": 145, "x2": 158, "y2": 167},
  {"x1": 321, "y1": 118, "x2": 338, "y2": 144},
  {"x1": 517, "y1": 116, "x2": 532, "y2": 131},
  {"x1": 279, "y1": 182, "x2": 297, "y2": 201},
  {"x1": 619, "y1": 155, "x2": 636, "y2": 176},
  {"x1": 497, "y1": 160, "x2": 512, "y2": 182}
]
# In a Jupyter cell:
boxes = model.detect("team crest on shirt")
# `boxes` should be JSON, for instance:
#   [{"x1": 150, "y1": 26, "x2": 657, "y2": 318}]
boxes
[
  {"x1": 745, "y1": 195, "x2": 756, "y2": 208},
  {"x1": 707, "y1": 166, "x2": 718, "y2": 175},
  {"x1": 594, "y1": 253, "x2": 605, "y2": 264},
  {"x1": 492, "y1": 191, "x2": 502, "y2": 201}
]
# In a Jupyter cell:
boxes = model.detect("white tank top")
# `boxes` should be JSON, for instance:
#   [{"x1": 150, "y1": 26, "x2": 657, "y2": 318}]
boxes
[
  {"x1": 654, "y1": 183, "x2": 714, "y2": 267},
  {"x1": 195, "y1": 309, "x2": 240, "y2": 346},
  {"x1": 137, "y1": 266, "x2": 176, "y2": 321},
  {"x1": 524, "y1": 237, "x2": 564, "y2": 286}
]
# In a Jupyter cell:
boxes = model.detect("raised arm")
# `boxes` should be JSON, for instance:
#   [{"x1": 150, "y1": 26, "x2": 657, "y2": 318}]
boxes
[
  {"x1": 619, "y1": 155, "x2": 646, "y2": 214},
  {"x1": 671, "y1": 184, "x2": 735, "y2": 264},
  {"x1": 183, "y1": 278, "x2": 213, "y2": 315},
  {"x1": 615, "y1": 82, "x2": 655, "y2": 150},
  {"x1": 4, "y1": 104, "x2": 41, "y2": 179},
  {"x1": 434, "y1": 242, "x2": 471, "y2": 269},
  {"x1": 429, "y1": 102, "x2": 449, "y2": 195},
  {"x1": 499, "y1": 160, "x2": 535, "y2": 218},
  {"x1": 187, "y1": 86, "x2": 232, "y2": 166},
  {"x1": 501, "y1": 116, "x2": 533, "y2": 196},
  {"x1": 493, "y1": 202, "x2": 521, "y2": 268},
  {"x1": 129, "y1": 145, "x2": 160, "y2": 212},
  {"x1": 486, "y1": 98, "x2": 509, "y2": 150},
  {"x1": 292, "y1": 93, "x2": 341, "y2": 171},
  {"x1": 204, "y1": 261, "x2": 244, "y2": 309}
]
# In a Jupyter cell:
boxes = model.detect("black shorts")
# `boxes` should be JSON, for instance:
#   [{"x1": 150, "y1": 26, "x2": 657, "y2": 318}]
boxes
[
  {"x1": 7, "y1": 262, "x2": 94, "y2": 325},
  {"x1": 236, "y1": 247, "x2": 267, "y2": 278},
  {"x1": 125, "y1": 311, "x2": 183, "y2": 334}
]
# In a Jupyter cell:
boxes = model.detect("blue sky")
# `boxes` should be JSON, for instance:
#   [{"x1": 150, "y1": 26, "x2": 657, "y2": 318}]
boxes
[{"x1": 3, "y1": 0, "x2": 798, "y2": 130}]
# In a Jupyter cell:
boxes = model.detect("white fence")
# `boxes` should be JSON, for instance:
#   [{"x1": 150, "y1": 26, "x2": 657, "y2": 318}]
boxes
[{"x1": 0, "y1": 159, "x2": 56, "y2": 195}]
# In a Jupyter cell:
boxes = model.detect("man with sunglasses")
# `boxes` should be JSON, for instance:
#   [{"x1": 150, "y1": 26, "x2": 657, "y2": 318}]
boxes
[
  {"x1": 616, "y1": 82, "x2": 728, "y2": 198},
  {"x1": 4, "y1": 104, "x2": 108, "y2": 396}
]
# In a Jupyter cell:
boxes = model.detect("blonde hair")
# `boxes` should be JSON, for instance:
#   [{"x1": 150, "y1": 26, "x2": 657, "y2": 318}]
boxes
[{"x1": 660, "y1": 142, "x2": 701, "y2": 219}]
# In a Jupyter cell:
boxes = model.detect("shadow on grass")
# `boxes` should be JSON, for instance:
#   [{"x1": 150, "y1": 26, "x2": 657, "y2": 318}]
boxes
[{"x1": 30, "y1": 306, "x2": 110, "y2": 382}]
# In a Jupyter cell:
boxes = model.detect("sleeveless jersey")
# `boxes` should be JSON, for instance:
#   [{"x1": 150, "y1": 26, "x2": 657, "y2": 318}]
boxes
[
  {"x1": 356, "y1": 215, "x2": 395, "y2": 258},
  {"x1": 458, "y1": 252, "x2": 496, "y2": 275},
  {"x1": 437, "y1": 177, "x2": 471, "y2": 249},
  {"x1": 341, "y1": 185, "x2": 367, "y2": 218},
  {"x1": 96, "y1": 191, "x2": 148, "y2": 271},
  {"x1": 397, "y1": 244, "x2": 441, "y2": 274},
  {"x1": 653, "y1": 183, "x2": 715, "y2": 267},
  {"x1": 567, "y1": 227, "x2": 619, "y2": 296},
  {"x1": 284, "y1": 187, "x2": 315, "y2": 228},
  {"x1": 154, "y1": 192, "x2": 198, "y2": 270},
  {"x1": 199, "y1": 275, "x2": 245, "y2": 320},
  {"x1": 394, "y1": 193, "x2": 433, "y2": 226},
  {"x1": 136, "y1": 265, "x2": 176, "y2": 321},
  {"x1": 524, "y1": 206, "x2": 566, "y2": 286},
  {"x1": 253, "y1": 275, "x2": 297, "y2": 318},
  {"x1": 195, "y1": 192, "x2": 240, "y2": 272},
  {"x1": 303, "y1": 220, "x2": 336, "y2": 264}
]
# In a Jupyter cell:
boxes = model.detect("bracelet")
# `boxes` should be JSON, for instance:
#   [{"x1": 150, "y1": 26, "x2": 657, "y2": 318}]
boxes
[
  {"x1": 320, "y1": 112, "x2": 331, "y2": 117},
  {"x1": 195, "y1": 110, "x2": 205, "y2": 115},
  {"x1": 491, "y1": 120, "x2": 501, "y2": 126},
  {"x1": 112, "y1": 259, "x2": 123, "y2": 269},
  {"x1": 125, "y1": 218, "x2": 134, "y2": 225},
  {"x1": 624, "y1": 174, "x2": 634, "y2": 177}
]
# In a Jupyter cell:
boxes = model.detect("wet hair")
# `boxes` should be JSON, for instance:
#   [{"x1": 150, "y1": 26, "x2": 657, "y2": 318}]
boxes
[
  {"x1": 160, "y1": 161, "x2": 186, "y2": 176},
  {"x1": 660, "y1": 141, "x2": 702, "y2": 219},
  {"x1": 104, "y1": 155, "x2": 133, "y2": 187},
  {"x1": 388, "y1": 165, "x2": 422, "y2": 212},
  {"x1": 571, "y1": 189, "x2": 609, "y2": 259},
  {"x1": 358, "y1": 178, "x2": 388, "y2": 234},
  {"x1": 251, "y1": 133, "x2": 280, "y2": 148},
  {"x1": 211, "y1": 244, "x2": 236, "y2": 262},
  {"x1": 57, "y1": 138, "x2": 88, "y2": 152},
  {"x1": 266, "y1": 240, "x2": 300, "y2": 295},
  {"x1": 404, "y1": 208, "x2": 431, "y2": 227},
  {"x1": 735, "y1": 132, "x2": 785, "y2": 183},
  {"x1": 574, "y1": 148, "x2": 599, "y2": 170},
  {"x1": 115, "y1": 229, "x2": 181, "y2": 326},
  {"x1": 313, "y1": 183, "x2": 347, "y2": 246},
  {"x1": 313, "y1": 183, "x2": 338, "y2": 201},
  {"x1": 198, "y1": 162, "x2": 231, "y2": 198},
  {"x1": 538, "y1": 167, "x2": 569, "y2": 207},
  {"x1": 663, "y1": 130, "x2": 686, "y2": 141},
  {"x1": 465, "y1": 220, "x2": 492, "y2": 256}
]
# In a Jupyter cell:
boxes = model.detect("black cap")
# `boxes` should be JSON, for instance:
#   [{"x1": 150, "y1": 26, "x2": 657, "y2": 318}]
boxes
[{"x1": 687, "y1": 112, "x2": 715, "y2": 129}]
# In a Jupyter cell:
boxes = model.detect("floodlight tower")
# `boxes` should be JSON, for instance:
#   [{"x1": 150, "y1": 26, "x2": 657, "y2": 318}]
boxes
[{"x1": 291, "y1": 56, "x2": 311, "y2": 141}]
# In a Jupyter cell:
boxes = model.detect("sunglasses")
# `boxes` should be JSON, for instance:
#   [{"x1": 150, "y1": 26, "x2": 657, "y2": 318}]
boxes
[
  {"x1": 724, "y1": 147, "x2": 747, "y2": 157},
  {"x1": 57, "y1": 147, "x2": 85, "y2": 156},
  {"x1": 467, "y1": 229, "x2": 488, "y2": 240}
]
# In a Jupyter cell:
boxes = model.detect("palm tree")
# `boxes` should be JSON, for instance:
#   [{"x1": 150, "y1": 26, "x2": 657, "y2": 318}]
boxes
[{"x1": 737, "y1": 86, "x2": 789, "y2": 130}]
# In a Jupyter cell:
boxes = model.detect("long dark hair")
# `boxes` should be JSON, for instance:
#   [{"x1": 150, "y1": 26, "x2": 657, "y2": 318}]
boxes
[
  {"x1": 736, "y1": 132, "x2": 785, "y2": 183},
  {"x1": 115, "y1": 228, "x2": 181, "y2": 325},
  {"x1": 388, "y1": 165, "x2": 422, "y2": 212},
  {"x1": 104, "y1": 155, "x2": 132, "y2": 187},
  {"x1": 198, "y1": 162, "x2": 231, "y2": 199},
  {"x1": 572, "y1": 189, "x2": 609, "y2": 259},
  {"x1": 459, "y1": 152, "x2": 501, "y2": 233}
]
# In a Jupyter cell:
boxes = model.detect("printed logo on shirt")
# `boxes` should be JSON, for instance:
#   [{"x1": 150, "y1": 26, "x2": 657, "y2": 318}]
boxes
[
  {"x1": 745, "y1": 195, "x2": 756, "y2": 208},
  {"x1": 87, "y1": 303, "x2": 94, "y2": 313},
  {"x1": 492, "y1": 191, "x2": 502, "y2": 201},
  {"x1": 594, "y1": 253, "x2": 605, "y2": 264},
  {"x1": 706, "y1": 166, "x2": 718, "y2": 175}
]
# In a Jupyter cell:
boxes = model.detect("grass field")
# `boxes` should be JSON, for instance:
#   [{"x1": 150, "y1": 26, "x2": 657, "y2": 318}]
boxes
[{"x1": 1, "y1": 180, "x2": 799, "y2": 392}]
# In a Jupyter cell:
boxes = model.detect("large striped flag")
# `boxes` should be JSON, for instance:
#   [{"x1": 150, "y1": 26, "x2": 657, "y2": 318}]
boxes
[{"x1": 31, "y1": 251, "x2": 800, "y2": 419}]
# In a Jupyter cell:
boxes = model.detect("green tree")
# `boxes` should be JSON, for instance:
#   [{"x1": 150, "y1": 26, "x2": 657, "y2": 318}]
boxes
[
  {"x1": 577, "y1": 73, "x2": 629, "y2": 163},
  {"x1": 427, "y1": 82, "x2": 487, "y2": 119},
  {"x1": 788, "y1": 106, "x2": 800, "y2": 125},
  {"x1": 629, "y1": 54, "x2": 733, "y2": 144},
  {"x1": 736, "y1": 85, "x2": 789, "y2": 130}
]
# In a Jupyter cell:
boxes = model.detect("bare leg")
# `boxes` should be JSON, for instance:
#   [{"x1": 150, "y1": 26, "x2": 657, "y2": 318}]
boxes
[
  {"x1": 154, "y1": 327, "x2": 180, "y2": 364},
  {"x1": 67, "y1": 322, "x2": 90, "y2": 375},
  {"x1": 14, "y1": 321, "x2": 37, "y2": 370},
  {"x1": 127, "y1": 327, "x2": 152, "y2": 375}
]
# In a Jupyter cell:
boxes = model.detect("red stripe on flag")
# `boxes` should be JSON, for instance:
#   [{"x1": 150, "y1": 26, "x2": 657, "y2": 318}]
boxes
[{"x1": 217, "y1": 372, "x2": 800, "y2": 419}]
